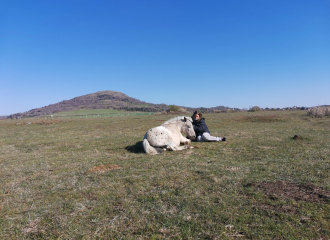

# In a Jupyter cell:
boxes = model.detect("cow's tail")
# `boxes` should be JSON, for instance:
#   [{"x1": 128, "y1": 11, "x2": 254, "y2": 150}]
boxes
[{"x1": 143, "y1": 134, "x2": 164, "y2": 155}]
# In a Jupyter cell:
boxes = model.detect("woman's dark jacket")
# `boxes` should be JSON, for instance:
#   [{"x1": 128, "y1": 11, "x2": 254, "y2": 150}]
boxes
[{"x1": 192, "y1": 118, "x2": 210, "y2": 136}]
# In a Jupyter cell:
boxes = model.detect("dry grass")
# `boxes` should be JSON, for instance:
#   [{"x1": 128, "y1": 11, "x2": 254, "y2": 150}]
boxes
[
  {"x1": 0, "y1": 111, "x2": 329, "y2": 239},
  {"x1": 85, "y1": 164, "x2": 123, "y2": 173},
  {"x1": 233, "y1": 115, "x2": 286, "y2": 122},
  {"x1": 307, "y1": 106, "x2": 330, "y2": 118}
]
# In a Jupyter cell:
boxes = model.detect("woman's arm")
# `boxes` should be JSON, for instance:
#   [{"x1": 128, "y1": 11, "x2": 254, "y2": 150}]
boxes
[
  {"x1": 193, "y1": 119, "x2": 210, "y2": 134},
  {"x1": 193, "y1": 124, "x2": 205, "y2": 133}
]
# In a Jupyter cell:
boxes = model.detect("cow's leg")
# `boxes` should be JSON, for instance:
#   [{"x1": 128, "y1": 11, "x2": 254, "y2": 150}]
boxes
[
  {"x1": 180, "y1": 135, "x2": 191, "y2": 145},
  {"x1": 167, "y1": 142, "x2": 193, "y2": 151}
]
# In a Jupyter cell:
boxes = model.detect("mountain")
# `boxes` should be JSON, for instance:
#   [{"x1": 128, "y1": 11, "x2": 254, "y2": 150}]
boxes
[
  {"x1": 9, "y1": 91, "x2": 168, "y2": 118},
  {"x1": 8, "y1": 90, "x2": 236, "y2": 119}
]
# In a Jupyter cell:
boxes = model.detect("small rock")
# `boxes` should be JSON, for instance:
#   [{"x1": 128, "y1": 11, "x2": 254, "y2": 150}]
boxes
[{"x1": 225, "y1": 224, "x2": 234, "y2": 230}]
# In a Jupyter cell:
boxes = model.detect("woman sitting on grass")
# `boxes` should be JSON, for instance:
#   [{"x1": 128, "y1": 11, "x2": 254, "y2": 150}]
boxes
[{"x1": 192, "y1": 110, "x2": 226, "y2": 142}]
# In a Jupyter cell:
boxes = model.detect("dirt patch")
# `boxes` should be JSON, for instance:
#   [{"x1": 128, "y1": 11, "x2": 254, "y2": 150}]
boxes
[
  {"x1": 247, "y1": 181, "x2": 330, "y2": 203},
  {"x1": 85, "y1": 164, "x2": 122, "y2": 173},
  {"x1": 234, "y1": 115, "x2": 286, "y2": 123}
]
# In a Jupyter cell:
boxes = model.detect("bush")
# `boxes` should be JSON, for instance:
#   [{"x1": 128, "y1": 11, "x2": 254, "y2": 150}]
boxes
[
  {"x1": 227, "y1": 109, "x2": 237, "y2": 113},
  {"x1": 325, "y1": 108, "x2": 330, "y2": 116},
  {"x1": 249, "y1": 106, "x2": 261, "y2": 112},
  {"x1": 307, "y1": 106, "x2": 330, "y2": 118},
  {"x1": 168, "y1": 105, "x2": 180, "y2": 112}
]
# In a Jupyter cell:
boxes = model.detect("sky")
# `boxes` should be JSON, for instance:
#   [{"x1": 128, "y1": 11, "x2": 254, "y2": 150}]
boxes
[{"x1": 1, "y1": 0, "x2": 329, "y2": 115}]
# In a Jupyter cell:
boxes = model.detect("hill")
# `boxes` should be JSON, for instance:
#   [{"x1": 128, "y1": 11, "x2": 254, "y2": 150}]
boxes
[
  {"x1": 8, "y1": 90, "x2": 235, "y2": 119},
  {"x1": 9, "y1": 91, "x2": 168, "y2": 118}
]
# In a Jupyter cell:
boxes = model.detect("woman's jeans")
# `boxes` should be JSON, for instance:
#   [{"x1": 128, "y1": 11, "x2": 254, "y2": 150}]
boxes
[{"x1": 196, "y1": 132, "x2": 221, "y2": 142}]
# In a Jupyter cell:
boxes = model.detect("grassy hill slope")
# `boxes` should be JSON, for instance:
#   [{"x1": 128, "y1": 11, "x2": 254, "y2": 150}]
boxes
[{"x1": 9, "y1": 90, "x2": 168, "y2": 118}]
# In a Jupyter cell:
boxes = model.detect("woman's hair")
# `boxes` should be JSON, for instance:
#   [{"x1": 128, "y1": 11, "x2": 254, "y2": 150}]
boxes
[{"x1": 192, "y1": 110, "x2": 202, "y2": 119}]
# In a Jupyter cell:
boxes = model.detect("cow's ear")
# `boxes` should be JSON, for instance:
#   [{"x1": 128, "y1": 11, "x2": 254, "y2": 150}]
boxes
[{"x1": 184, "y1": 117, "x2": 187, "y2": 121}]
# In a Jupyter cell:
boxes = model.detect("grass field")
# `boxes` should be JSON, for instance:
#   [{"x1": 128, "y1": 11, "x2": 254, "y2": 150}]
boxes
[
  {"x1": 52, "y1": 109, "x2": 155, "y2": 118},
  {"x1": 0, "y1": 111, "x2": 329, "y2": 239}
]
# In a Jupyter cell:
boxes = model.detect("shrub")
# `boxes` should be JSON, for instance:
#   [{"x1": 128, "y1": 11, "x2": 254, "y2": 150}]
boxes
[
  {"x1": 227, "y1": 109, "x2": 237, "y2": 113},
  {"x1": 168, "y1": 105, "x2": 180, "y2": 112},
  {"x1": 177, "y1": 107, "x2": 189, "y2": 113},
  {"x1": 249, "y1": 106, "x2": 261, "y2": 112},
  {"x1": 307, "y1": 106, "x2": 329, "y2": 118}
]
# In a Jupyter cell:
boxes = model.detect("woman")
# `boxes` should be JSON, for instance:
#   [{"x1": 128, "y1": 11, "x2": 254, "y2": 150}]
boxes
[{"x1": 192, "y1": 110, "x2": 226, "y2": 142}]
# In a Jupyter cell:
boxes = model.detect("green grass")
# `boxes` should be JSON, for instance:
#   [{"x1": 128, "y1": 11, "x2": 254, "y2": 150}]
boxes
[
  {"x1": 0, "y1": 111, "x2": 329, "y2": 239},
  {"x1": 53, "y1": 109, "x2": 125, "y2": 116},
  {"x1": 51, "y1": 109, "x2": 155, "y2": 118}
]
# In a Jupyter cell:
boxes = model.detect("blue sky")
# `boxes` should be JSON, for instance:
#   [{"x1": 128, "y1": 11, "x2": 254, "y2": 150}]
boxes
[{"x1": 1, "y1": 0, "x2": 329, "y2": 115}]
